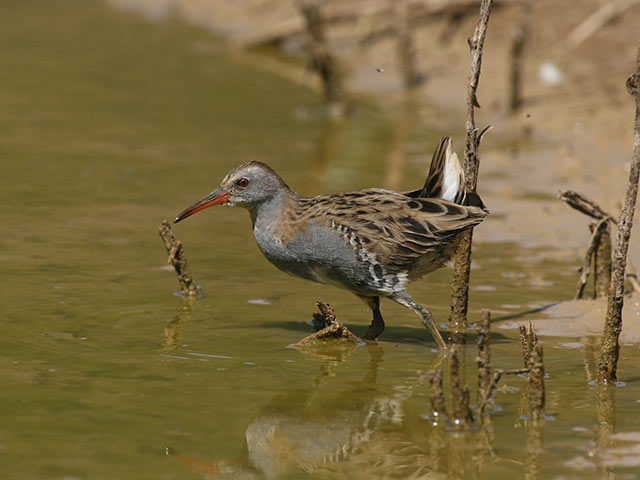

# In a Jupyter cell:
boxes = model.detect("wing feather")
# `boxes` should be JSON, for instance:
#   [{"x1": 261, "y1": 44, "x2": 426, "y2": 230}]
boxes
[{"x1": 297, "y1": 190, "x2": 486, "y2": 276}]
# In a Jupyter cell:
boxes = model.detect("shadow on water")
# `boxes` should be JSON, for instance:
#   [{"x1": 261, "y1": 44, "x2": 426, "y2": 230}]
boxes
[
  {"x1": 489, "y1": 303, "x2": 560, "y2": 323},
  {"x1": 257, "y1": 319, "x2": 514, "y2": 347}
]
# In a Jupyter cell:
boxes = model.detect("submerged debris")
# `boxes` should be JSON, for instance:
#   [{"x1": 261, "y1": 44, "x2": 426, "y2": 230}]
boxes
[
  {"x1": 290, "y1": 301, "x2": 360, "y2": 348},
  {"x1": 158, "y1": 220, "x2": 200, "y2": 297}
]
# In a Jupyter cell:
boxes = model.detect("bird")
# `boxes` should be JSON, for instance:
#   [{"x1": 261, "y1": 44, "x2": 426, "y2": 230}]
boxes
[{"x1": 174, "y1": 137, "x2": 488, "y2": 350}]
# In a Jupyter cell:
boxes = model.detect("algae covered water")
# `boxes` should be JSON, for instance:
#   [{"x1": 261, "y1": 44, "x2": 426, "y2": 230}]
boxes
[{"x1": 2, "y1": 1, "x2": 640, "y2": 478}]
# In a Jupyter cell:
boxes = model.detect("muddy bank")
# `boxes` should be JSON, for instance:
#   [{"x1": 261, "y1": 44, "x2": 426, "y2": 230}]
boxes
[{"x1": 498, "y1": 294, "x2": 640, "y2": 343}]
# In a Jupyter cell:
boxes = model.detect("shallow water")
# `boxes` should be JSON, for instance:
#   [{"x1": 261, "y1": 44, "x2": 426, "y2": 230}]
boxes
[{"x1": 2, "y1": 1, "x2": 640, "y2": 479}]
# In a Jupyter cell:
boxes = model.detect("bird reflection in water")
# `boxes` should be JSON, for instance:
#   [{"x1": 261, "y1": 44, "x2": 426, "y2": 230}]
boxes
[{"x1": 166, "y1": 342, "x2": 484, "y2": 479}]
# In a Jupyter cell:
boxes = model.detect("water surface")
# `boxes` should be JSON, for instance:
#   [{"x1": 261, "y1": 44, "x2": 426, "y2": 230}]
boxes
[{"x1": 1, "y1": 1, "x2": 640, "y2": 479}]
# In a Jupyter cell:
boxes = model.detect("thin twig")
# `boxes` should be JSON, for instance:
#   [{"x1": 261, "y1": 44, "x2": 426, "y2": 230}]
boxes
[
  {"x1": 477, "y1": 124, "x2": 493, "y2": 145},
  {"x1": 558, "y1": 190, "x2": 615, "y2": 222},
  {"x1": 463, "y1": 0, "x2": 493, "y2": 189},
  {"x1": 449, "y1": 0, "x2": 493, "y2": 336},
  {"x1": 575, "y1": 218, "x2": 609, "y2": 299},
  {"x1": 598, "y1": 44, "x2": 640, "y2": 383}
]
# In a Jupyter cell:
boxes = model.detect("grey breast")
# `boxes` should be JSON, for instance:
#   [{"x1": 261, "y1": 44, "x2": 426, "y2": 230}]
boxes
[{"x1": 254, "y1": 219, "x2": 376, "y2": 294}]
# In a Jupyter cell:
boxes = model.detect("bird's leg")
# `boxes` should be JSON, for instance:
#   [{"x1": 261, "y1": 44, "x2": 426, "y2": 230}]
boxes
[
  {"x1": 389, "y1": 291, "x2": 448, "y2": 351},
  {"x1": 359, "y1": 295, "x2": 385, "y2": 340}
]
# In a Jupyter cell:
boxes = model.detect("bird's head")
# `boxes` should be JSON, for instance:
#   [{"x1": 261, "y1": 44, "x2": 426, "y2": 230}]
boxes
[{"x1": 174, "y1": 161, "x2": 287, "y2": 223}]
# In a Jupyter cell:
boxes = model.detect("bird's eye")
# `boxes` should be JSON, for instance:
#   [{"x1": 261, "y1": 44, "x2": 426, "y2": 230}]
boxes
[{"x1": 236, "y1": 178, "x2": 249, "y2": 187}]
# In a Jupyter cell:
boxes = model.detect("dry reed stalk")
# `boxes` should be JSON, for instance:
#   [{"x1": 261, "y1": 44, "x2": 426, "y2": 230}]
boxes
[
  {"x1": 449, "y1": 0, "x2": 494, "y2": 339},
  {"x1": 598, "y1": 43, "x2": 640, "y2": 383}
]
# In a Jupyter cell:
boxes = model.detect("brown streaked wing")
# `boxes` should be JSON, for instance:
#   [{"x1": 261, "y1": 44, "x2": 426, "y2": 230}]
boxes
[
  {"x1": 296, "y1": 191, "x2": 486, "y2": 273},
  {"x1": 374, "y1": 197, "x2": 486, "y2": 272}
]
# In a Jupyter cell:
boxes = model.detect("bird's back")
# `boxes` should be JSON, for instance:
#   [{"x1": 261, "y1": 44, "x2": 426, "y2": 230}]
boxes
[{"x1": 294, "y1": 189, "x2": 485, "y2": 281}]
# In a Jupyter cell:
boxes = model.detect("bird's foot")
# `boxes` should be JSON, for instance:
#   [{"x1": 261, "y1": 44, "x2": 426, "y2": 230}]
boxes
[{"x1": 363, "y1": 324, "x2": 384, "y2": 340}]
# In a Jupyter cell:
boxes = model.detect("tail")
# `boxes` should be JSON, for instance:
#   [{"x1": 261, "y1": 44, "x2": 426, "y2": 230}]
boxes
[{"x1": 417, "y1": 136, "x2": 486, "y2": 210}]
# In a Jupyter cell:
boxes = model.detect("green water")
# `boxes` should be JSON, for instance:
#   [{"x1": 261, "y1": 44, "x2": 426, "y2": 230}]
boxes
[{"x1": 1, "y1": 1, "x2": 640, "y2": 479}]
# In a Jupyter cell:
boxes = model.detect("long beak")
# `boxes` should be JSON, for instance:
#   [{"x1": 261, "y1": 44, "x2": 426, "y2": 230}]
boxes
[{"x1": 174, "y1": 188, "x2": 230, "y2": 223}]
